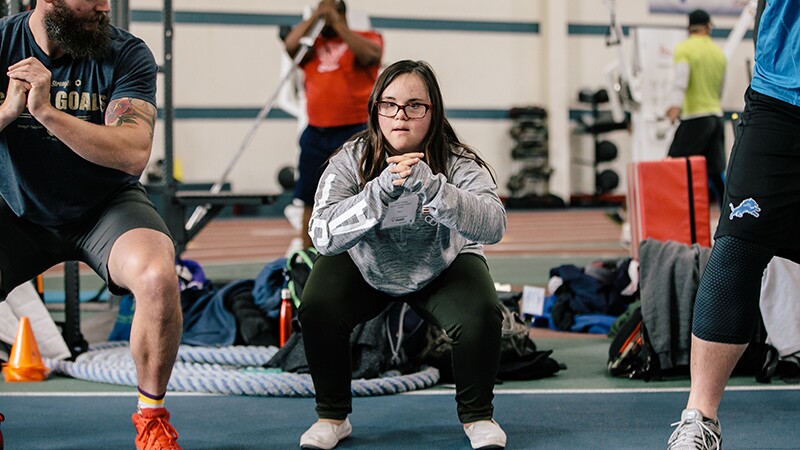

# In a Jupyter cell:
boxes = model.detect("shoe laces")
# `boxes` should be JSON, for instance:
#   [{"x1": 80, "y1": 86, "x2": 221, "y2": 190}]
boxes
[
  {"x1": 138, "y1": 415, "x2": 180, "y2": 450},
  {"x1": 668, "y1": 417, "x2": 720, "y2": 450}
]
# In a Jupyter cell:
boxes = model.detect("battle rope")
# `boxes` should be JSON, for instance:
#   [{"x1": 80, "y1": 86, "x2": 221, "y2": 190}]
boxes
[{"x1": 45, "y1": 342, "x2": 440, "y2": 397}]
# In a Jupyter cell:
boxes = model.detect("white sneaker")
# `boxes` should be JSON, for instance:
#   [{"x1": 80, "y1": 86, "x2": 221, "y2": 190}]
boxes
[
  {"x1": 299, "y1": 418, "x2": 352, "y2": 449},
  {"x1": 284, "y1": 199, "x2": 304, "y2": 231},
  {"x1": 464, "y1": 419, "x2": 506, "y2": 449},
  {"x1": 667, "y1": 409, "x2": 721, "y2": 450}
]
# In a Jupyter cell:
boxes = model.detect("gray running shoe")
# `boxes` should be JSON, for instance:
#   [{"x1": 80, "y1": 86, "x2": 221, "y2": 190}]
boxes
[{"x1": 667, "y1": 409, "x2": 722, "y2": 450}]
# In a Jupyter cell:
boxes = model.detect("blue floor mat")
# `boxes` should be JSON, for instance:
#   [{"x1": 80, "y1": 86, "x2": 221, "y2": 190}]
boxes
[{"x1": 1, "y1": 388, "x2": 798, "y2": 449}]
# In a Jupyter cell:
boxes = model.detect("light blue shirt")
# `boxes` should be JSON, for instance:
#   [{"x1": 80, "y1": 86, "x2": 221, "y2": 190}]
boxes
[{"x1": 751, "y1": 0, "x2": 800, "y2": 106}]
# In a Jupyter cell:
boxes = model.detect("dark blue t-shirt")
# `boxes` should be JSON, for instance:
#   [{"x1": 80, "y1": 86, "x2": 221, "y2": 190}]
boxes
[{"x1": 0, "y1": 11, "x2": 157, "y2": 226}]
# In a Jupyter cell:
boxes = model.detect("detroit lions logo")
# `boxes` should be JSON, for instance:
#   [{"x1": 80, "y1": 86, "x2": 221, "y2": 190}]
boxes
[{"x1": 729, "y1": 198, "x2": 761, "y2": 220}]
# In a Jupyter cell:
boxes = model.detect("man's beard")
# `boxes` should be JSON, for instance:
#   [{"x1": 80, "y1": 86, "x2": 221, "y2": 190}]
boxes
[{"x1": 44, "y1": 0, "x2": 111, "y2": 60}]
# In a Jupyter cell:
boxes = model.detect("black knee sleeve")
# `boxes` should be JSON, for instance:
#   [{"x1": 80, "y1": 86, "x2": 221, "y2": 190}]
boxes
[{"x1": 693, "y1": 236, "x2": 774, "y2": 344}]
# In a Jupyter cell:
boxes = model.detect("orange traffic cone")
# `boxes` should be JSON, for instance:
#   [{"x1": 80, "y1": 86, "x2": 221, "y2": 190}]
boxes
[{"x1": 2, "y1": 316, "x2": 49, "y2": 382}]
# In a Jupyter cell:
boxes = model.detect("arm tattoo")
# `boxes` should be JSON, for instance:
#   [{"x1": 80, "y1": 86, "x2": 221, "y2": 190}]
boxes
[{"x1": 105, "y1": 98, "x2": 156, "y2": 140}]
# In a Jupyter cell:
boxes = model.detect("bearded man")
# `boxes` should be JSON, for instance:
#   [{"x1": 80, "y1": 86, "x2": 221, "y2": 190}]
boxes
[{"x1": 0, "y1": 2, "x2": 183, "y2": 449}]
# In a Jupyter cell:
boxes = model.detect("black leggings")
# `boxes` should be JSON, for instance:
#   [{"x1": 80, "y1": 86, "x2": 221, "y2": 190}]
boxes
[
  {"x1": 298, "y1": 252, "x2": 503, "y2": 423},
  {"x1": 693, "y1": 235, "x2": 775, "y2": 344}
]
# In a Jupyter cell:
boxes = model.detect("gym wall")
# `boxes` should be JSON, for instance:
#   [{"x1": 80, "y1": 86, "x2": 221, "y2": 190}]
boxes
[{"x1": 127, "y1": 0, "x2": 754, "y2": 203}]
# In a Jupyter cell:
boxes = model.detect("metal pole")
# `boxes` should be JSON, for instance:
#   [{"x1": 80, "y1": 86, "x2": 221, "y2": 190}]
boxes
[
  {"x1": 110, "y1": 0, "x2": 130, "y2": 30},
  {"x1": 15, "y1": 0, "x2": 34, "y2": 14},
  {"x1": 63, "y1": 261, "x2": 89, "y2": 359},
  {"x1": 722, "y1": 0, "x2": 758, "y2": 61},
  {"x1": 603, "y1": 0, "x2": 639, "y2": 105},
  {"x1": 184, "y1": 16, "x2": 326, "y2": 231},
  {"x1": 163, "y1": 0, "x2": 175, "y2": 195}
]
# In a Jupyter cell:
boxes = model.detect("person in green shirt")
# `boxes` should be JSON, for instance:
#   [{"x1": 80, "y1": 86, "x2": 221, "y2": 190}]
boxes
[{"x1": 666, "y1": 9, "x2": 727, "y2": 209}]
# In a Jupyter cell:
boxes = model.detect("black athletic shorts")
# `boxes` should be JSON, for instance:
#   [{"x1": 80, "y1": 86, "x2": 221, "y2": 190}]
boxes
[
  {"x1": 715, "y1": 87, "x2": 800, "y2": 262},
  {"x1": 294, "y1": 123, "x2": 366, "y2": 204},
  {"x1": 0, "y1": 183, "x2": 172, "y2": 299},
  {"x1": 668, "y1": 114, "x2": 726, "y2": 175}
]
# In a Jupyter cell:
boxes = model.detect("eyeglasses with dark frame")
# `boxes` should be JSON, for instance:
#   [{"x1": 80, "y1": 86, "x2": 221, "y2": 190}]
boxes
[{"x1": 375, "y1": 101, "x2": 432, "y2": 119}]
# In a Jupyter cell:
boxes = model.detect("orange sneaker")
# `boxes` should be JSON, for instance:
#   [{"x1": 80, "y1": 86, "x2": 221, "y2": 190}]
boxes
[{"x1": 132, "y1": 408, "x2": 182, "y2": 450}]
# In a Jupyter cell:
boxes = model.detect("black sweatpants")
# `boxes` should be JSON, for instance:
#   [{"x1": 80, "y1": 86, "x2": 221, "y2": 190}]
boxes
[
  {"x1": 668, "y1": 115, "x2": 726, "y2": 208},
  {"x1": 297, "y1": 252, "x2": 503, "y2": 423}
]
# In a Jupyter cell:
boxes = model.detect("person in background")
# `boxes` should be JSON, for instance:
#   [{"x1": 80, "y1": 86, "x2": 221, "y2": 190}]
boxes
[
  {"x1": 283, "y1": 0, "x2": 383, "y2": 250},
  {"x1": 665, "y1": 9, "x2": 727, "y2": 209},
  {"x1": 666, "y1": 1, "x2": 800, "y2": 449},
  {"x1": 0, "y1": 1, "x2": 182, "y2": 449},
  {"x1": 297, "y1": 60, "x2": 508, "y2": 450}
]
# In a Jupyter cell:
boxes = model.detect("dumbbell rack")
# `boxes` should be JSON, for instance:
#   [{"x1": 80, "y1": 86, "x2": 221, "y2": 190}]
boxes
[
  {"x1": 574, "y1": 89, "x2": 628, "y2": 199},
  {"x1": 506, "y1": 106, "x2": 553, "y2": 203}
]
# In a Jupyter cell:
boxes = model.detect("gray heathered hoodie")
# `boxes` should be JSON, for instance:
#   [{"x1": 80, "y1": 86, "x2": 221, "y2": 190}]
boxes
[{"x1": 309, "y1": 138, "x2": 507, "y2": 296}]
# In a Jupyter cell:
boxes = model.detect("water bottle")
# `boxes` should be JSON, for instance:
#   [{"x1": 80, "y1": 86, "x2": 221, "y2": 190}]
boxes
[{"x1": 280, "y1": 288, "x2": 293, "y2": 346}]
